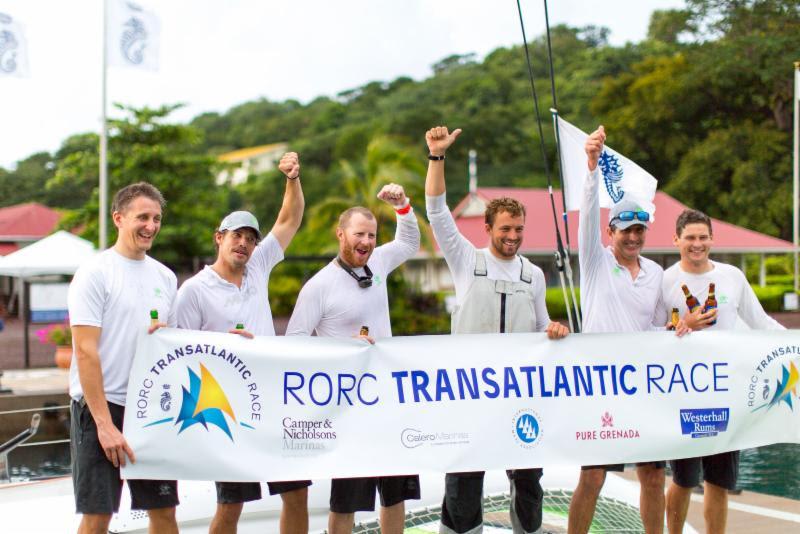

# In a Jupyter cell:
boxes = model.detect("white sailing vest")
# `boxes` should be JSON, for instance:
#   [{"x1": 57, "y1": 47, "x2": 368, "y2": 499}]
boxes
[{"x1": 451, "y1": 251, "x2": 539, "y2": 334}]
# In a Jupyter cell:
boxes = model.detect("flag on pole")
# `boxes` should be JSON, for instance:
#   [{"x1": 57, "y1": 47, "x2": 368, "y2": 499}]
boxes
[
  {"x1": 0, "y1": 12, "x2": 30, "y2": 78},
  {"x1": 557, "y1": 117, "x2": 657, "y2": 218},
  {"x1": 107, "y1": 0, "x2": 160, "y2": 71}
]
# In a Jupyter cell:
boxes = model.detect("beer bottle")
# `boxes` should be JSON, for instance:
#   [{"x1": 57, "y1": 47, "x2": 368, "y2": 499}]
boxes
[
  {"x1": 681, "y1": 284, "x2": 701, "y2": 312},
  {"x1": 359, "y1": 325, "x2": 369, "y2": 336},
  {"x1": 235, "y1": 323, "x2": 244, "y2": 330},
  {"x1": 150, "y1": 309, "x2": 159, "y2": 327},
  {"x1": 667, "y1": 308, "x2": 680, "y2": 331},
  {"x1": 703, "y1": 283, "x2": 717, "y2": 326}
]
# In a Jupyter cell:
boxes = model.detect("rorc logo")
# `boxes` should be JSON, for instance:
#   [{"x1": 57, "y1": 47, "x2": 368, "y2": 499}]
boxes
[{"x1": 512, "y1": 409, "x2": 542, "y2": 449}]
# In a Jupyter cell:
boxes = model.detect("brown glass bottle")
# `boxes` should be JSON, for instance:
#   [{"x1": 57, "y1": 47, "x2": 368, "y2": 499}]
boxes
[
  {"x1": 703, "y1": 283, "x2": 717, "y2": 326},
  {"x1": 360, "y1": 325, "x2": 369, "y2": 336},
  {"x1": 681, "y1": 284, "x2": 701, "y2": 312}
]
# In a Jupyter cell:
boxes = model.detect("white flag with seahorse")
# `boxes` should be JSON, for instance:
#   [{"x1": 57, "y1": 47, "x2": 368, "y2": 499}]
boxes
[
  {"x1": 107, "y1": 0, "x2": 160, "y2": 71},
  {"x1": 557, "y1": 117, "x2": 657, "y2": 216},
  {"x1": 0, "y1": 12, "x2": 30, "y2": 78}
]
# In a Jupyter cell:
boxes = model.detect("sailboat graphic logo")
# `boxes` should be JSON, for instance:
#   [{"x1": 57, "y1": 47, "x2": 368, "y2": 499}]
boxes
[{"x1": 174, "y1": 363, "x2": 237, "y2": 441}]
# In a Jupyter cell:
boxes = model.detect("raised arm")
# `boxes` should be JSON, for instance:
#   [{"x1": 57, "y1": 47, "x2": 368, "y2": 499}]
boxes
[
  {"x1": 578, "y1": 126, "x2": 607, "y2": 270},
  {"x1": 425, "y1": 125, "x2": 462, "y2": 196},
  {"x1": 424, "y1": 126, "x2": 477, "y2": 283},
  {"x1": 270, "y1": 152, "x2": 305, "y2": 250},
  {"x1": 375, "y1": 183, "x2": 421, "y2": 273}
]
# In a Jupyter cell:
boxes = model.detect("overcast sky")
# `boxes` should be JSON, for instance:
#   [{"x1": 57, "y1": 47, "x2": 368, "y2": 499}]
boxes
[{"x1": 0, "y1": 0, "x2": 684, "y2": 168}]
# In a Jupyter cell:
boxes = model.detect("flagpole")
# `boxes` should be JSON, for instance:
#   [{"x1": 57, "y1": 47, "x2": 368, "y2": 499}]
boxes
[
  {"x1": 99, "y1": 0, "x2": 109, "y2": 250},
  {"x1": 793, "y1": 61, "x2": 799, "y2": 293}
]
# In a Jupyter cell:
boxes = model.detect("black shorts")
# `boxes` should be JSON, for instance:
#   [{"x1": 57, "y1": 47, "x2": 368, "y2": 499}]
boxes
[
  {"x1": 581, "y1": 461, "x2": 666, "y2": 472},
  {"x1": 215, "y1": 480, "x2": 312, "y2": 504},
  {"x1": 71, "y1": 400, "x2": 179, "y2": 514},
  {"x1": 329, "y1": 476, "x2": 421, "y2": 513},
  {"x1": 670, "y1": 451, "x2": 739, "y2": 490}
]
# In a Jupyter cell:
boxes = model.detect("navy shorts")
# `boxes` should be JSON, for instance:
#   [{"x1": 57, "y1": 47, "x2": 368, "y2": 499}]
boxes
[
  {"x1": 670, "y1": 451, "x2": 739, "y2": 490},
  {"x1": 70, "y1": 400, "x2": 179, "y2": 514},
  {"x1": 330, "y1": 476, "x2": 420, "y2": 513},
  {"x1": 215, "y1": 480, "x2": 312, "y2": 504}
]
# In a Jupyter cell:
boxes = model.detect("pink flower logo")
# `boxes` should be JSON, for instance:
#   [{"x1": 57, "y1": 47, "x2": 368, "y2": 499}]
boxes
[{"x1": 601, "y1": 412, "x2": 613, "y2": 427}]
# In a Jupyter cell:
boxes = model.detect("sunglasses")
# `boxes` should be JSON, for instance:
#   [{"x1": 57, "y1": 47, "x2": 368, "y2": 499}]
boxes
[{"x1": 610, "y1": 210, "x2": 650, "y2": 225}]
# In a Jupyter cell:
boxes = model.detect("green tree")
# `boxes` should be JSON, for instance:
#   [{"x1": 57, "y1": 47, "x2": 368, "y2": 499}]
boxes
[
  {"x1": 300, "y1": 136, "x2": 430, "y2": 254},
  {"x1": 49, "y1": 104, "x2": 225, "y2": 269}
]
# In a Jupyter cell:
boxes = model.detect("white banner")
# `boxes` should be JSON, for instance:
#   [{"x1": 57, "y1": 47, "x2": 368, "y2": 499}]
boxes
[
  {"x1": 107, "y1": 0, "x2": 160, "y2": 71},
  {"x1": 557, "y1": 117, "x2": 658, "y2": 217},
  {"x1": 0, "y1": 12, "x2": 30, "y2": 78},
  {"x1": 123, "y1": 329, "x2": 800, "y2": 481}
]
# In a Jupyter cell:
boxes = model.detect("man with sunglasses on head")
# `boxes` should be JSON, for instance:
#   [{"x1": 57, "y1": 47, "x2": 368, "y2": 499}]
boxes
[
  {"x1": 658, "y1": 208, "x2": 784, "y2": 534},
  {"x1": 174, "y1": 153, "x2": 307, "y2": 534},
  {"x1": 423, "y1": 125, "x2": 569, "y2": 534},
  {"x1": 568, "y1": 126, "x2": 667, "y2": 534},
  {"x1": 286, "y1": 183, "x2": 421, "y2": 534}
]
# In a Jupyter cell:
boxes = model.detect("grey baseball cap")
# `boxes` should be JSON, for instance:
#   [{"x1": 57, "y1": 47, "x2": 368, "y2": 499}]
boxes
[
  {"x1": 218, "y1": 211, "x2": 261, "y2": 239},
  {"x1": 608, "y1": 198, "x2": 651, "y2": 230}
]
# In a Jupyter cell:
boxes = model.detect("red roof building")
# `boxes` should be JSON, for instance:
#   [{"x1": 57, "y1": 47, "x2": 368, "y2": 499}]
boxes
[
  {"x1": 0, "y1": 203, "x2": 62, "y2": 256},
  {"x1": 405, "y1": 188, "x2": 792, "y2": 293},
  {"x1": 449, "y1": 188, "x2": 792, "y2": 255}
]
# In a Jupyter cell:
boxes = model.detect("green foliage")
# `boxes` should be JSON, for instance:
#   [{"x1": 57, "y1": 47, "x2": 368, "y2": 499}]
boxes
[
  {"x1": 47, "y1": 104, "x2": 226, "y2": 269},
  {"x1": 546, "y1": 287, "x2": 581, "y2": 320},
  {"x1": 4, "y1": 1, "x2": 797, "y2": 275},
  {"x1": 751, "y1": 284, "x2": 797, "y2": 312},
  {"x1": 388, "y1": 275, "x2": 451, "y2": 335}
]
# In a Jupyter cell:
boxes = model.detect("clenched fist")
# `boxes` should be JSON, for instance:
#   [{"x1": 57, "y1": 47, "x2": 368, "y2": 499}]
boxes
[
  {"x1": 426, "y1": 126, "x2": 462, "y2": 157},
  {"x1": 377, "y1": 183, "x2": 408, "y2": 209},
  {"x1": 278, "y1": 152, "x2": 300, "y2": 180},
  {"x1": 585, "y1": 126, "x2": 606, "y2": 172}
]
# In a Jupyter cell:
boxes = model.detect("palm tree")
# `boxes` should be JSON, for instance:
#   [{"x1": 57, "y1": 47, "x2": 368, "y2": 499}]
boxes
[{"x1": 305, "y1": 135, "x2": 434, "y2": 253}]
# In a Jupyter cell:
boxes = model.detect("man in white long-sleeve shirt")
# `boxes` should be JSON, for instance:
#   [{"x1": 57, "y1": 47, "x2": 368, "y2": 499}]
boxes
[
  {"x1": 568, "y1": 126, "x2": 666, "y2": 534},
  {"x1": 286, "y1": 183, "x2": 421, "y2": 534},
  {"x1": 659, "y1": 208, "x2": 784, "y2": 534},
  {"x1": 424, "y1": 125, "x2": 568, "y2": 534}
]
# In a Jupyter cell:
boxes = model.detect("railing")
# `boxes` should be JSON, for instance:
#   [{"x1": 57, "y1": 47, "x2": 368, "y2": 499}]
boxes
[{"x1": 0, "y1": 405, "x2": 71, "y2": 483}]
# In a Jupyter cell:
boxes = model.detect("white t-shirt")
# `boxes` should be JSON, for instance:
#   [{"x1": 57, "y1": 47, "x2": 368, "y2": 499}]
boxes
[
  {"x1": 68, "y1": 248, "x2": 177, "y2": 405},
  {"x1": 286, "y1": 211, "x2": 420, "y2": 339},
  {"x1": 175, "y1": 233, "x2": 284, "y2": 336},
  {"x1": 425, "y1": 193, "x2": 550, "y2": 331},
  {"x1": 659, "y1": 261, "x2": 785, "y2": 331},
  {"x1": 579, "y1": 168, "x2": 663, "y2": 333}
]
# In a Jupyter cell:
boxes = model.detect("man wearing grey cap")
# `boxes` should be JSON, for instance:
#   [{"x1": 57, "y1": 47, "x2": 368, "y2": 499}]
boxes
[
  {"x1": 174, "y1": 152, "x2": 306, "y2": 534},
  {"x1": 567, "y1": 126, "x2": 667, "y2": 534}
]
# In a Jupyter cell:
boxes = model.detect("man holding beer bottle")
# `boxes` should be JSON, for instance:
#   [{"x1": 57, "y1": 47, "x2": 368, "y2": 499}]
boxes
[
  {"x1": 174, "y1": 152, "x2": 307, "y2": 534},
  {"x1": 286, "y1": 183, "x2": 421, "y2": 534},
  {"x1": 68, "y1": 182, "x2": 179, "y2": 534},
  {"x1": 659, "y1": 208, "x2": 784, "y2": 534}
]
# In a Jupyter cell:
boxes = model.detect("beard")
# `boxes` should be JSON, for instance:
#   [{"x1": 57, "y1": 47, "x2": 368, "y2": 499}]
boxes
[
  {"x1": 491, "y1": 236, "x2": 521, "y2": 258},
  {"x1": 340, "y1": 245, "x2": 373, "y2": 268}
]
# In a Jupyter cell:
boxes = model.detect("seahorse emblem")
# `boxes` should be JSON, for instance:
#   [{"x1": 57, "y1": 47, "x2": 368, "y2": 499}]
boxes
[
  {"x1": 0, "y1": 21, "x2": 19, "y2": 74},
  {"x1": 120, "y1": 16, "x2": 148, "y2": 65},
  {"x1": 598, "y1": 150, "x2": 624, "y2": 203},
  {"x1": 160, "y1": 385, "x2": 172, "y2": 412}
]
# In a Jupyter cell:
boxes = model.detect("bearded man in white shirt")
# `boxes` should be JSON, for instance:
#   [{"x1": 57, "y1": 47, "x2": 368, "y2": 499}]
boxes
[
  {"x1": 423, "y1": 125, "x2": 568, "y2": 534},
  {"x1": 286, "y1": 183, "x2": 421, "y2": 534}
]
